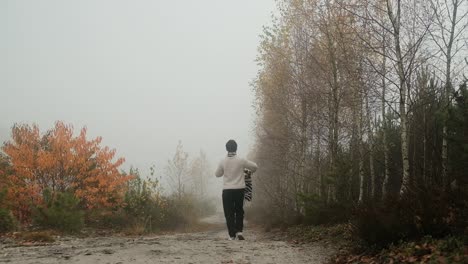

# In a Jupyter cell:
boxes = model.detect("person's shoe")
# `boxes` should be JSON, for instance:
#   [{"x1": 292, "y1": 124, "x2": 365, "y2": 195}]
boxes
[
  {"x1": 236, "y1": 232, "x2": 245, "y2": 240},
  {"x1": 228, "y1": 237, "x2": 236, "y2": 241}
]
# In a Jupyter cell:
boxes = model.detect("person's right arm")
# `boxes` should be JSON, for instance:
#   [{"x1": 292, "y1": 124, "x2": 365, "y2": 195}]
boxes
[{"x1": 215, "y1": 161, "x2": 224, "y2": 177}]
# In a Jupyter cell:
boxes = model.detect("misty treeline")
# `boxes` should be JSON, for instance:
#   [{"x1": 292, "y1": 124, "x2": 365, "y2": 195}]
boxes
[
  {"x1": 251, "y1": 0, "x2": 468, "y2": 245},
  {"x1": 0, "y1": 122, "x2": 215, "y2": 233}
]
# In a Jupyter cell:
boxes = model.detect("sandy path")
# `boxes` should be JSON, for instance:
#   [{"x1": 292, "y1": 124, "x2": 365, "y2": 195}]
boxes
[{"x1": 0, "y1": 214, "x2": 335, "y2": 264}]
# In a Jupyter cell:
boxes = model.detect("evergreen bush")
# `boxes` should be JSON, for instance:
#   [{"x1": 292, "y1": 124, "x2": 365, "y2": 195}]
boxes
[{"x1": 33, "y1": 189, "x2": 84, "y2": 233}]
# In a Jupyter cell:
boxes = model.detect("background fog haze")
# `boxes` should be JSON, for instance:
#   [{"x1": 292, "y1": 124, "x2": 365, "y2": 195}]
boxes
[{"x1": 1, "y1": 0, "x2": 276, "y2": 184}]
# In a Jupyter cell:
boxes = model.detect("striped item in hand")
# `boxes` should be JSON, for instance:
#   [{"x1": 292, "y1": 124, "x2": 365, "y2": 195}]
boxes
[{"x1": 244, "y1": 169, "x2": 253, "y2": 201}]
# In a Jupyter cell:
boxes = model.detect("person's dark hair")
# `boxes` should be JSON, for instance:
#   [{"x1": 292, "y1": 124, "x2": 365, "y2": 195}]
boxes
[{"x1": 226, "y1": 139, "x2": 237, "y2": 152}]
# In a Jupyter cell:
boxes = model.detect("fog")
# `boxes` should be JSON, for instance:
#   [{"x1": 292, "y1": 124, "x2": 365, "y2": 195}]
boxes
[{"x1": 1, "y1": 0, "x2": 275, "y2": 191}]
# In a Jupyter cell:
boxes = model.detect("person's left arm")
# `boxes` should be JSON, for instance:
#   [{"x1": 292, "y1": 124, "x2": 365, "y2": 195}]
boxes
[{"x1": 244, "y1": 159, "x2": 258, "y2": 173}]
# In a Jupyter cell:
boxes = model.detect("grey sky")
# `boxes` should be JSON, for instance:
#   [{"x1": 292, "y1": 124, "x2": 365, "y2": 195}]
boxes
[{"x1": 1, "y1": 0, "x2": 275, "y2": 174}]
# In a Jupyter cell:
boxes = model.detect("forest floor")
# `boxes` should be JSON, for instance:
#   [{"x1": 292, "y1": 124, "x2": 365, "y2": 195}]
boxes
[
  {"x1": 0, "y1": 213, "x2": 337, "y2": 264},
  {"x1": 264, "y1": 224, "x2": 467, "y2": 263}
]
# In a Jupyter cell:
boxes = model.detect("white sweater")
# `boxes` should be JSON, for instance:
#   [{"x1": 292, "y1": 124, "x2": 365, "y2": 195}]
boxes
[{"x1": 215, "y1": 154, "x2": 258, "y2": 189}]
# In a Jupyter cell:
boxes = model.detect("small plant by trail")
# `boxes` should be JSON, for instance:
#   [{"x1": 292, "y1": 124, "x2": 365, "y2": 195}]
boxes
[{"x1": 33, "y1": 189, "x2": 84, "y2": 233}]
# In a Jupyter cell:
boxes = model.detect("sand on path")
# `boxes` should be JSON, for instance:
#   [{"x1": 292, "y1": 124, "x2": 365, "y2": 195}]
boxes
[{"x1": 0, "y1": 213, "x2": 335, "y2": 264}]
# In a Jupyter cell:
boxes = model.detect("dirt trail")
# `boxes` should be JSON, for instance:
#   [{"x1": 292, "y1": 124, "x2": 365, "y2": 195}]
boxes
[{"x1": 0, "y1": 213, "x2": 336, "y2": 264}]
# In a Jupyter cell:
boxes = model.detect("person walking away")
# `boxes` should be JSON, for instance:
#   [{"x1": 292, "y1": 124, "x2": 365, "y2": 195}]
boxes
[{"x1": 215, "y1": 139, "x2": 258, "y2": 240}]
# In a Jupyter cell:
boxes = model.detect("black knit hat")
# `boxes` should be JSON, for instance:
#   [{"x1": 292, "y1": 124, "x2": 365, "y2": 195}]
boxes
[{"x1": 226, "y1": 139, "x2": 237, "y2": 152}]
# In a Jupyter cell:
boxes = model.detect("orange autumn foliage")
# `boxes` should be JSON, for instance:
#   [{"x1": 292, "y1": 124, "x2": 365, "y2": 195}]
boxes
[{"x1": 2, "y1": 121, "x2": 133, "y2": 222}]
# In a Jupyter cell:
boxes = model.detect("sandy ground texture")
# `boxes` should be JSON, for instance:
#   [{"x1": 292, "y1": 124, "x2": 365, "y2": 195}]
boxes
[{"x1": 0, "y1": 213, "x2": 336, "y2": 264}]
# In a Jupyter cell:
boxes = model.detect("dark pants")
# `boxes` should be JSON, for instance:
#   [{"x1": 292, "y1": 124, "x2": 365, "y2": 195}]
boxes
[{"x1": 222, "y1": 189, "x2": 245, "y2": 238}]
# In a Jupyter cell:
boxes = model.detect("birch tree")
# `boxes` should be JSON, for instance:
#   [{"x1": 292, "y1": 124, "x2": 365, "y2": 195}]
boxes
[
  {"x1": 165, "y1": 141, "x2": 189, "y2": 200},
  {"x1": 189, "y1": 150, "x2": 210, "y2": 199},
  {"x1": 428, "y1": 0, "x2": 468, "y2": 187}
]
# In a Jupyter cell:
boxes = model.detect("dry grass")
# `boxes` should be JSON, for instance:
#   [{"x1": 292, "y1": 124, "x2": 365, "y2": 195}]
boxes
[
  {"x1": 20, "y1": 231, "x2": 56, "y2": 243},
  {"x1": 122, "y1": 224, "x2": 147, "y2": 236}
]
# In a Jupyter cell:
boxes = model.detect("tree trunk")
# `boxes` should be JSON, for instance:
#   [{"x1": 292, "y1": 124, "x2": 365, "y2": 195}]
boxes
[
  {"x1": 366, "y1": 92, "x2": 376, "y2": 199},
  {"x1": 316, "y1": 126, "x2": 324, "y2": 200},
  {"x1": 358, "y1": 98, "x2": 365, "y2": 203},
  {"x1": 388, "y1": 0, "x2": 411, "y2": 195},
  {"x1": 326, "y1": 23, "x2": 340, "y2": 204},
  {"x1": 441, "y1": 0, "x2": 458, "y2": 188},
  {"x1": 381, "y1": 34, "x2": 390, "y2": 198}
]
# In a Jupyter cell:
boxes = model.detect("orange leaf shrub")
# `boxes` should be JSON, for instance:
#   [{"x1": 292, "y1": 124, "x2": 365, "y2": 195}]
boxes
[{"x1": 2, "y1": 121, "x2": 133, "y2": 222}]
